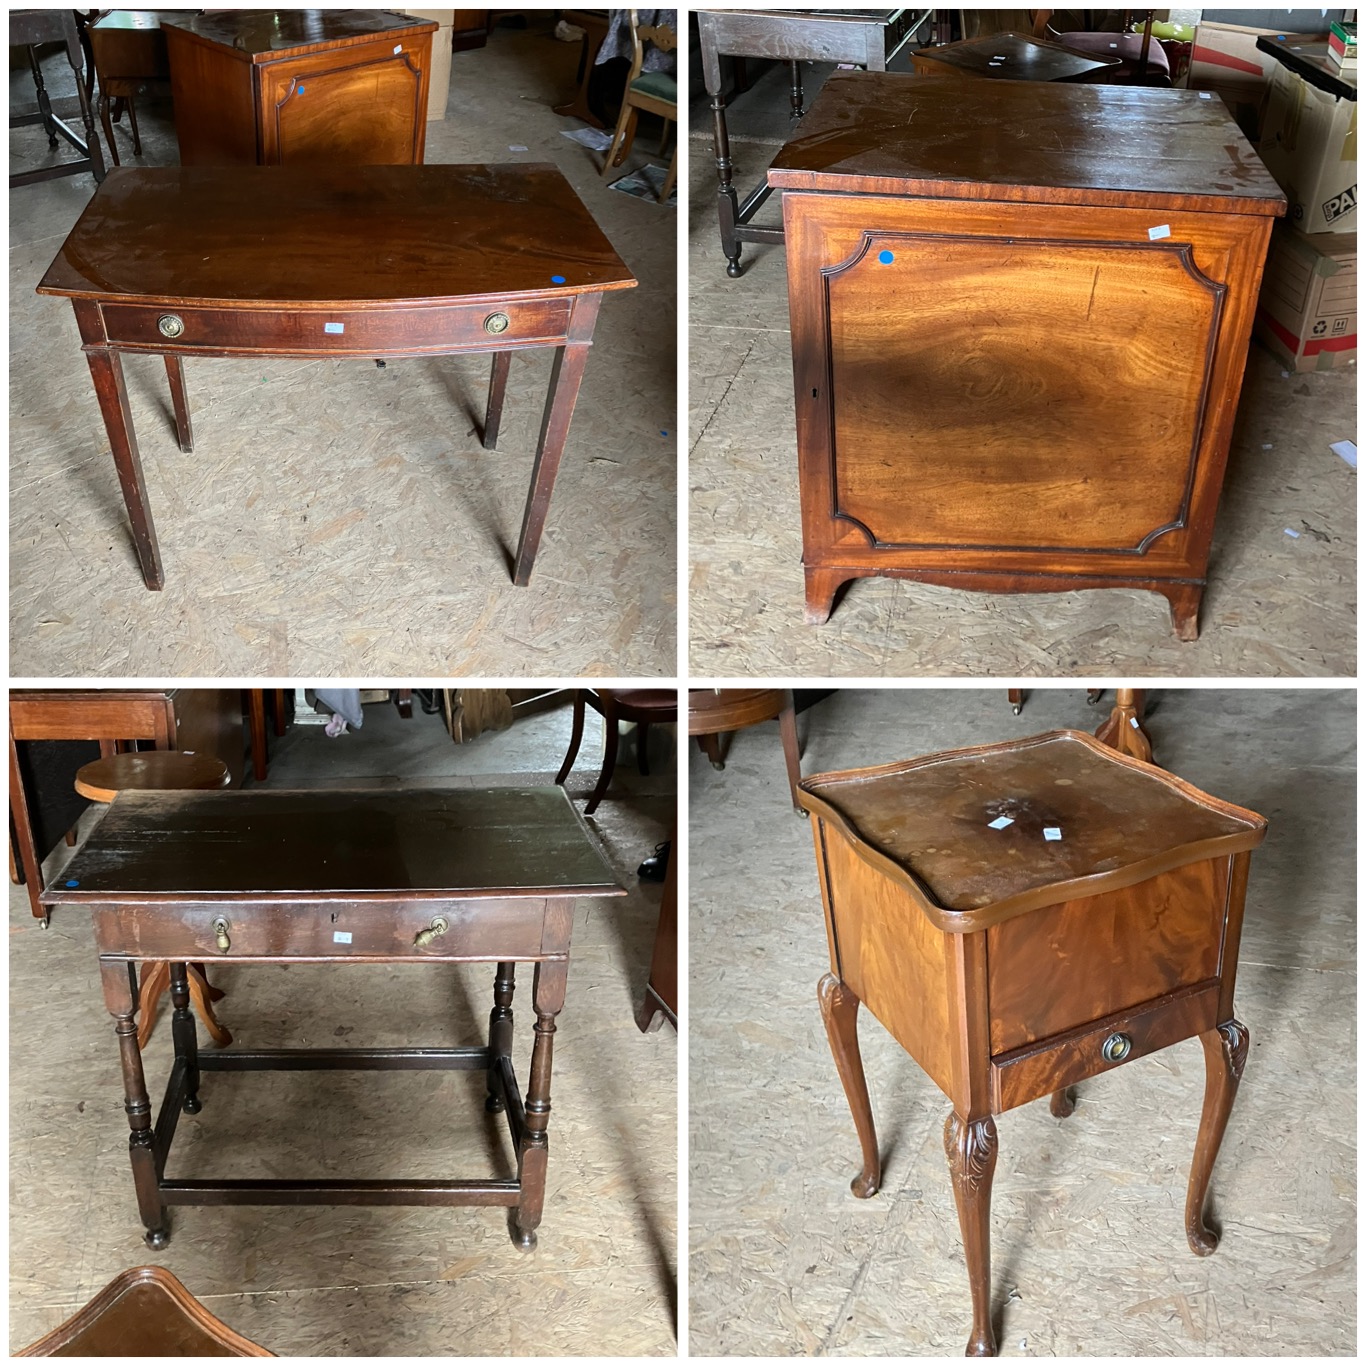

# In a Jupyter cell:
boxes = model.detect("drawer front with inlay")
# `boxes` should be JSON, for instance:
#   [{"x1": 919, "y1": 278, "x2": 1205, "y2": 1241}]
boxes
[{"x1": 98, "y1": 298, "x2": 573, "y2": 356}]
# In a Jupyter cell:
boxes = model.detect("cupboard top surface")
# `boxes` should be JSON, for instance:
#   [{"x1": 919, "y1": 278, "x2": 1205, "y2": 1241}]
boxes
[
  {"x1": 43, "y1": 788, "x2": 625, "y2": 902},
  {"x1": 768, "y1": 72, "x2": 1287, "y2": 215},
  {"x1": 799, "y1": 731, "x2": 1266, "y2": 925},
  {"x1": 36, "y1": 165, "x2": 637, "y2": 307},
  {"x1": 160, "y1": 10, "x2": 436, "y2": 62}
]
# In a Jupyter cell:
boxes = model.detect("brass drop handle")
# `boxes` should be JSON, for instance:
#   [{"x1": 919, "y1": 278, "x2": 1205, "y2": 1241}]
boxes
[
  {"x1": 1101, "y1": 1032, "x2": 1132, "y2": 1064},
  {"x1": 483, "y1": 312, "x2": 510, "y2": 335},
  {"x1": 414, "y1": 915, "x2": 450, "y2": 948},
  {"x1": 158, "y1": 313, "x2": 185, "y2": 339},
  {"x1": 212, "y1": 916, "x2": 231, "y2": 953}
]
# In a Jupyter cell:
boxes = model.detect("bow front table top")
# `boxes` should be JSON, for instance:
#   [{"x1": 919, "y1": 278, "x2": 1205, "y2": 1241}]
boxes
[
  {"x1": 798, "y1": 730, "x2": 1267, "y2": 1355},
  {"x1": 36, "y1": 163, "x2": 636, "y2": 590},
  {"x1": 44, "y1": 785, "x2": 625, "y2": 1253}
]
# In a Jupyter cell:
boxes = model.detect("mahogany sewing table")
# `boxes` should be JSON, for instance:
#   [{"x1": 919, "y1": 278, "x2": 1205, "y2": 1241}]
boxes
[
  {"x1": 769, "y1": 74, "x2": 1286, "y2": 636},
  {"x1": 799, "y1": 730, "x2": 1266, "y2": 1355},
  {"x1": 44, "y1": 786, "x2": 624, "y2": 1251},
  {"x1": 36, "y1": 163, "x2": 636, "y2": 590}
]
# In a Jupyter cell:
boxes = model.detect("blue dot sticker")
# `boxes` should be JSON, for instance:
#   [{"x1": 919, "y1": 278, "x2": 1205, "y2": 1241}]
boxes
[
  {"x1": 878, "y1": 249, "x2": 895, "y2": 265},
  {"x1": 65, "y1": 879, "x2": 79, "y2": 887},
  {"x1": 551, "y1": 274, "x2": 566, "y2": 284},
  {"x1": 298, "y1": 85, "x2": 305, "y2": 94}
]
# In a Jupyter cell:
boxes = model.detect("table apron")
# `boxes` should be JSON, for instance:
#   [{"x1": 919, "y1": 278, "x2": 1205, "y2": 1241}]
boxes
[{"x1": 93, "y1": 297, "x2": 579, "y2": 357}]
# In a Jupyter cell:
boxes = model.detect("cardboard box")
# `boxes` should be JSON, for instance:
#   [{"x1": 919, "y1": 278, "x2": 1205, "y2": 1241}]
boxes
[
  {"x1": 1258, "y1": 57, "x2": 1357, "y2": 234},
  {"x1": 1253, "y1": 225, "x2": 1356, "y2": 371},
  {"x1": 1189, "y1": 20, "x2": 1300, "y2": 139}
]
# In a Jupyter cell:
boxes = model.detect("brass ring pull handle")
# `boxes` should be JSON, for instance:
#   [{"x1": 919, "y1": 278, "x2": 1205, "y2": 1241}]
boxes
[
  {"x1": 483, "y1": 312, "x2": 510, "y2": 335},
  {"x1": 212, "y1": 916, "x2": 231, "y2": 953},
  {"x1": 158, "y1": 313, "x2": 185, "y2": 339},
  {"x1": 1101, "y1": 1032, "x2": 1132, "y2": 1063},
  {"x1": 413, "y1": 915, "x2": 450, "y2": 948}
]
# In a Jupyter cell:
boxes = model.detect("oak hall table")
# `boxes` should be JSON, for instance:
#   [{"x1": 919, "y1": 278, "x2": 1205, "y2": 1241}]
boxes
[
  {"x1": 36, "y1": 164, "x2": 636, "y2": 590},
  {"x1": 44, "y1": 786, "x2": 624, "y2": 1251},
  {"x1": 697, "y1": 8, "x2": 926, "y2": 277},
  {"x1": 161, "y1": 9, "x2": 436, "y2": 166},
  {"x1": 769, "y1": 75, "x2": 1286, "y2": 637},
  {"x1": 799, "y1": 730, "x2": 1267, "y2": 1355}
]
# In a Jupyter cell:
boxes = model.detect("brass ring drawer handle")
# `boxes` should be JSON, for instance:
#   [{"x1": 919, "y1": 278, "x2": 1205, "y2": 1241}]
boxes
[
  {"x1": 1101, "y1": 1032, "x2": 1132, "y2": 1063},
  {"x1": 414, "y1": 915, "x2": 450, "y2": 948},
  {"x1": 158, "y1": 313, "x2": 185, "y2": 339},
  {"x1": 212, "y1": 916, "x2": 231, "y2": 953},
  {"x1": 483, "y1": 312, "x2": 510, "y2": 335}
]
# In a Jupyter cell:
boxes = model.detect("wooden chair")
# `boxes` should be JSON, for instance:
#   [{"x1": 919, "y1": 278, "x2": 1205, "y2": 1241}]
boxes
[
  {"x1": 555, "y1": 688, "x2": 678, "y2": 815},
  {"x1": 1031, "y1": 9, "x2": 1170, "y2": 85},
  {"x1": 18, "y1": 1265, "x2": 271, "y2": 1356},
  {"x1": 74, "y1": 750, "x2": 235, "y2": 1050},
  {"x1": 601, "y1": 9, "x2": 677, "y2": 202}
]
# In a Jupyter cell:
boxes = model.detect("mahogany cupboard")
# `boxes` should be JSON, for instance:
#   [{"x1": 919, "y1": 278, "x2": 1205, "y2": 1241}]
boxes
[{"x1": 768, "y1": 75, "x2": 1286, "y2": 638}]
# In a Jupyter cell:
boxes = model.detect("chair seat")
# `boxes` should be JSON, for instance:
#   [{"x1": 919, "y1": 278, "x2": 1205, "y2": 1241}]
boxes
[
  {"x1": 74, "y1": 751, "x2": 232, "y2": 803},
  {"x1": 614, "y1": 689, "x2": 679, "y2": 719},
  {"x1": 629, "y1": 70, "x2": 677, "y2": 103}
]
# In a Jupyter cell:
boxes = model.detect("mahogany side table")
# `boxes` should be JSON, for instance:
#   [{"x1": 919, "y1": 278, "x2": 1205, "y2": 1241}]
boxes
[
  {"x1": 161, "y1": 9, "x2": 436, "y2": 166},
  {"x1": 798, "y1": 730, "x2": 1266, "y2": 1356},
  {"x1": 43, "y1": 786, "x2": 625, "y2": 1252},
  {"x1": 768, "y1": 75, "x2": 1286, "y2": 637},
  {"x1": 36, "y1": 164, "x2": 636, "y2": 590}
]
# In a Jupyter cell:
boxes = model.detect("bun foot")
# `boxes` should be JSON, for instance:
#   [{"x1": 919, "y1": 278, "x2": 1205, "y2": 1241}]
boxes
[
  {"x1": 144, "y1": 1228, "x2": 170, "y2": 1250},
  {"x1": 725, "y1": 258, "x2": 742, "y2": 279},
  {"x1": 485, "y1": 1093, "x2": 504, "y2": 1114},
  {"x1": 512, "y1": 1225, "x2": 537, "y2": 1252},
  {"x1": 182, "y1": 1094, "x2": 202, "y2": 1115}
]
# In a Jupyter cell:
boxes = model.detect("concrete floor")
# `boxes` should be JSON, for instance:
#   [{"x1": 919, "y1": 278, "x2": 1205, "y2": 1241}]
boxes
[
  {"x1": 686, "y1": 64, "x2": 1356, "y2": 677},
  {"x1": 689, "y1": 687, "x2": 1355, "y2": 1356},
  {"x1": 10, "y1": 694, "x2": 677, "y2": 1355},
  {"x1": 10, "y1": 20, "x2": 676, "y2": 676}
]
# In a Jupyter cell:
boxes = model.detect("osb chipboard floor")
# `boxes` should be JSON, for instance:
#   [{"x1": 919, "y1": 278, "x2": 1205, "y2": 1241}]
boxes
[
  {"x1": 689, "y1": 688, "x2": 1355, "y2": 1356},
  {"x1": 686, "y1": 93, "x2": 1356, "y2": 678},
  {"x1": 10, "y1": 699, "x2": 677, "y2": 1355},
  {"x1": 10, "y1": 21, "x2": 676, "y2": 676}
]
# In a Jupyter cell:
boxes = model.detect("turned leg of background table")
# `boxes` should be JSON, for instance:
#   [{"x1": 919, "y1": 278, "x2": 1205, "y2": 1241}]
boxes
[
  {"x1": 164, "y1": 355, "x2": 193, "y2": 452},
  {"x1": 1186, "y1": 1018, "x2": 1249, "y2": 1256},
  {"x1": 512, "y1": 338, "x2": 593, "y2": 587},
  {"x1": 485, "y1": 961, "x2": 516, "y2": 1114},
  {"x1": 84, "y1": 348, "x2": 163, "y2": 590},
  {"x1": 943, "y1": 1111, "x2": 998, "y2": 1357},
  {"x1": 709, "y1": 90, "x2": 743, "y2": 278},
  {"x1": 1094, "y1": 688, "x2": 1152, "y2": 764},
  {"x1": 168, "y1": 962, "x2": 202, "y2": 1114},
  {"x1": 817, "y1": 973, "x2": 880, "y2": 1198},
  {"x1": 514, "y1": 960, "x2": 568, "y2": 1251},
  {"x1": 483, "y1": 351, "x2": 511, "y2": 450},
  {"x1": 789, "y1": 60, "x2": 805, "y2": 118},
  {"x1": 777, "y1": 690, "x2": 803, "y2": 813},
  {"x1": 101, "y1": 959, "x2": 169, "y2": 1249}
]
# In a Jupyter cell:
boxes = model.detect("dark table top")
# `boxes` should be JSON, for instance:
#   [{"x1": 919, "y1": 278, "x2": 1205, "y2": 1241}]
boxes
[
  {"x1": 44, "y1": 788, "x2": 625, "y2": 903},
  {"x1": 768, "y1": 72, "x2": 1287, "y2": 215},
  {"x1": 1256, "y1": 34, "x2": 1357, "y2": 100},
  {"x1": 36, "y1": 164, "x2": 638, "y2": 309},
  {"x1": 916, "y1": 31, "x2": 1120, "y2": 81},
  {"x1": 160, "y1": 9, "x2": 436, "y2": 62},
  {"x1": 799, "y1": 730, "x2": 1266, "y2": 917}
]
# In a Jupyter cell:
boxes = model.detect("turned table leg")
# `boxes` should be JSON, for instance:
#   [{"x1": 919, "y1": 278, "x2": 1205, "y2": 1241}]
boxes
[
  {"x1": 1094, "y1": 688, "x2": 1152, "y2": 764},
  {"x1": 84, "y1": 348, "x2": 164, "y2": 590},
  {"x1": 513, "y1": 960, "x2": 567, "y2": 1250},
  {"x1": 485, "y1": 961, "x2": 516, "y2": 1113},
  {"x1": 101, "y1": 960, "x2": 169, "y2": 1248},
  {"x1": 483, "y1": 351, "x2": 511, "y2": 450},
  {"x1": 1186, "y1": 1018, "x2": 1249, "y2": 1256},
  {"x1": 164, "y1": 355, "x2": 193, "y2": 453},
  {"x1": 513, "y1": 314, "x2": 598, "y2": 586},
  {"x1": 168, "y1": 961, "x2": 202, "y2": 1114},
  {"x1": 710, "y1": 89, "x2": 743, "y2": 278},
  {"x1": 944, "y1": 1111, "x2": 998, "y2": 1357},
  {"x1": 817, "y1": 973, "x2": 880, "y2": 1198}
]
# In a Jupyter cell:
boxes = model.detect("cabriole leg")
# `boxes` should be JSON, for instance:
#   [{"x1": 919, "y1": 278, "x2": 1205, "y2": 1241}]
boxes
[
  {"x1": 944, "y1": 1111, "x2": 998, "y2": 1357},
  {"x1": 1186, "y1": 1019, "x2": 1249, "y2": 1255},
  {"x1": 817, "y1": 973, "x2": 879, "y2": 1198}
]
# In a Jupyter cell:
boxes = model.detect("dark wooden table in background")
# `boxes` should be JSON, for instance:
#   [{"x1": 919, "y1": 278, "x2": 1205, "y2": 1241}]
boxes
[
  {"x1": 696, "y1": 7, "x2": 927, "y2": 277},
  {"x1": 161, "y1": 9, "x2": 436, "y2": 166},
  {"x1": 36, "y1": 163, "x2": 636, "y2": 591},
  {"x1": 768, "y1": 74, "x2": 1286, "y2": 637},
  {"x1": 910, "y1": 29, "x2": 1120, "y2": 81},
  {"x1": 45, "y1": 786, "x2": 625, "y2": 1252},
  {"x1": 799, "y1": 730, "x2": 1267, "y2": 1355}
]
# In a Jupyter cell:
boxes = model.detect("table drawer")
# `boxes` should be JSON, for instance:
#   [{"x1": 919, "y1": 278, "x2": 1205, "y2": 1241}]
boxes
[
  {"x1": 94, "y1": 898, "x2": 549, "y2": 962},
  {"x1": 990, "y1": 981, "x2": 1221, "y2": 1113},
  {"x1": 98, "y1": 298, "x2": 573, "y2": 356}
]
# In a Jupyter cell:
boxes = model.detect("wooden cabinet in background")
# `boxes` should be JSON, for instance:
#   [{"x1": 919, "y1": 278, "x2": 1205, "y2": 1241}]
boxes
[
  {"x1": 162, "y1": 10, "x2": 436, "y2": 165},
  {"x1": 451, "y1": 10, "x2": 490, "y2": 51},
  {"x1": 768, "y1": 75, "x2": 1286, "y2": 640}
]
